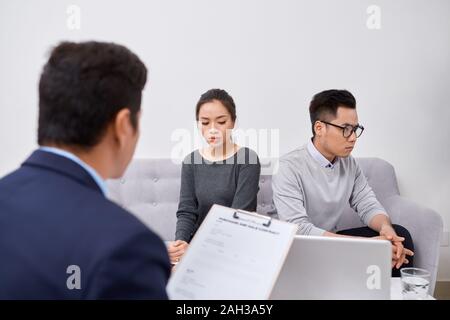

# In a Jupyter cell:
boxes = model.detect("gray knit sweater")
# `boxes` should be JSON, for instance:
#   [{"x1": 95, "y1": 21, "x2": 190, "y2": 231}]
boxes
[
  {"x1": 272, "y1": 143, "x2": 387, "y2": 235},
  {"x1": 175, "y1": 147, "x2": 261, "y2": 242}
]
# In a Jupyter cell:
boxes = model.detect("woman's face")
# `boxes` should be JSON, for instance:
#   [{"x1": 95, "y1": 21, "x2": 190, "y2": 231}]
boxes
[{"x1": 197, "y1": 99, "x2": 235, "y2": 148}]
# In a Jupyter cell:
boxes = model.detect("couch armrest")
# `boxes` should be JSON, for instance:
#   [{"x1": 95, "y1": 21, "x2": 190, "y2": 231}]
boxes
[{"x1": 382, "y1": 195, "x2": 443, "y2": 294}]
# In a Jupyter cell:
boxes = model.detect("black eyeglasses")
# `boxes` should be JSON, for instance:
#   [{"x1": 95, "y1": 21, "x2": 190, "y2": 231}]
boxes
[{"x1": 320, "y1": 121, "x2": 365, "y2": 138}]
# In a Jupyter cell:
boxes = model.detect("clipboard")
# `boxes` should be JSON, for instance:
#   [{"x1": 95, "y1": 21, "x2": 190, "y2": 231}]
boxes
[{"x1": 167, "y1": 204, "x2": 298, "y2": 300}]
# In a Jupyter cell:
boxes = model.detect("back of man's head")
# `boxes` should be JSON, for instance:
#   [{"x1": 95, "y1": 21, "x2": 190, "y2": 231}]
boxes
[{"x1": 38, "y1": 41, "x2": 147, "y2": 148}]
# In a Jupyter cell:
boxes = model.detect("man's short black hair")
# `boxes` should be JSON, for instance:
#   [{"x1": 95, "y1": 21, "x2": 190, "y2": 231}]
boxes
[
  {"x1": 38, "y1": 41, "x2": 147, "y2": 148},
  {"x1": 309, "y1": 89, "x2": 356, "y2": 136}
]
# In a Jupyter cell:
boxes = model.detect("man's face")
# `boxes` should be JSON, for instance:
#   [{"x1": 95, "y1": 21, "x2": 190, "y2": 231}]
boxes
[
  {"x1": 319, "y1": 107, "x2": 359, "y2": 159},
  {"x1": 122, "y1": 112, "x2": 140, "y2": 170},
  {"x1": 112, "y1": 110, "x2": 141, "y2": 179}
]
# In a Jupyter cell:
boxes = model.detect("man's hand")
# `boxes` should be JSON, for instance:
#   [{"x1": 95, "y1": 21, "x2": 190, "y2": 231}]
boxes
[
  {"x1": 376, "y1": 225, "x2": 414, "y2": 268},
  {"x1": 372, "y1": 235, "x2": 409, "y2": 268},
  {"x1": 167, "y1": 240, "x2": 189, "y2": 264}
]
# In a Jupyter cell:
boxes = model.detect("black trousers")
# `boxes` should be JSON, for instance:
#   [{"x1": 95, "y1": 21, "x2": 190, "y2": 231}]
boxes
[{"x1": 337, "y1": 224, "x2": 414, "y2": 277}]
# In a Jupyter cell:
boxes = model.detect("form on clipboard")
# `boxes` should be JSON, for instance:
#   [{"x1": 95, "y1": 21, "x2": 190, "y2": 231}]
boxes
[{"x1": 167, "y1": 204, "x2": 298, "y2": 300}]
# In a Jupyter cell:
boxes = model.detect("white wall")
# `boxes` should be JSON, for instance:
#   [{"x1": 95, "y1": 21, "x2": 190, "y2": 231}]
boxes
[{"x1": 1, "y1": 0, "x2": 449, "y2": 279}]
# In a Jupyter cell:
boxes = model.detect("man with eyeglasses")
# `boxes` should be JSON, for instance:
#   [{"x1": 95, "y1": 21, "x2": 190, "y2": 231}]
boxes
[{"x1": 272, "y1": 89, "x2": 414, "y2": 276}]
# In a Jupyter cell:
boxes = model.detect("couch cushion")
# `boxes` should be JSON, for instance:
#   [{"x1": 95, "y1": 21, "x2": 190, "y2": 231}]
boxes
[{"x1": 107, "y1": 159, "x2": 180, "y2": 241}]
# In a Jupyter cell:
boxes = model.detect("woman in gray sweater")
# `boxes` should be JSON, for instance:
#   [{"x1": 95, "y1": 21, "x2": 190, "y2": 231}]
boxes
[{"x1": 167, "y1": 89, "x2": 261, "y2": 264}]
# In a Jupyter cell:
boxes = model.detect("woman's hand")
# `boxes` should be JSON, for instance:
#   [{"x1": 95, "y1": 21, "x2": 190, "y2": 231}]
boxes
[{"x1": 167, "y1": 240, "x2": 189, "y2": 264}]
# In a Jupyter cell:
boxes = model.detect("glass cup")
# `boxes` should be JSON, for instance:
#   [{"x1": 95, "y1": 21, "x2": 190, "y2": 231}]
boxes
[{"x1": 400, "y1": 268, "x2": 431, "y2": 300}]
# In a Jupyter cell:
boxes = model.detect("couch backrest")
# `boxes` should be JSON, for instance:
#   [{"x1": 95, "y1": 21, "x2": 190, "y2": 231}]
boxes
[{"x1": 107, "y1": 157, "x2": 400, "y2": 241}]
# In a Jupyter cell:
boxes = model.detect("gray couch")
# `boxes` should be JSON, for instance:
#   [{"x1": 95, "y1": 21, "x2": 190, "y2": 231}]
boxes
[{"x1": 107, "y1": 157, "x2": 443, "y2": 294}]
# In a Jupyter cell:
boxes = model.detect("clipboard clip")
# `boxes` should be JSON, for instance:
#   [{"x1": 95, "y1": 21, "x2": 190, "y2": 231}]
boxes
[{"x1": 233, "y1": 209, "x2": 272, "y2": 227}]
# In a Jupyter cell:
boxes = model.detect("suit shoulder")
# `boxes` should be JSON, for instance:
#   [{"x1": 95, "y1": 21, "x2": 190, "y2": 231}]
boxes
[{"x1": 93, "y1": 196, "x2": 154, "y2": 233}]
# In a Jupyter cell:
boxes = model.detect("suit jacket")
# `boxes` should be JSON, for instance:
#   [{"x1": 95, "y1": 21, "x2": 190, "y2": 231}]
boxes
[{"x1": 0, "y1": 150, "x2": 170, "y2": 299}]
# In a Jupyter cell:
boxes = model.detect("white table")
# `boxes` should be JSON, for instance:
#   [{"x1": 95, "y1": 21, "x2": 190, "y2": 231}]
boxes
[{"x1": 390, "y1": 277, "x2": 435, "y2": 300}]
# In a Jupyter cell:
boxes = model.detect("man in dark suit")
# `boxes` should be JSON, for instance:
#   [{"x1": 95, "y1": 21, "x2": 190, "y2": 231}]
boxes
[{"x1": 0, "y1": 41, "x2": 170, "y2": 299}]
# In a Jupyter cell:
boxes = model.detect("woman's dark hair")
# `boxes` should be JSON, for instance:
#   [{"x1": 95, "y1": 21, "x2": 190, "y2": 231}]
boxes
[
  {"x1": 195, "y1": 89, "x2": 236, "y2": 122},
  {"x1": 309, "y1": 89, "x2": 356, "y2": 136},
  {"x1": 38, "y1": 41, "x2": 147, "y2": 148}
]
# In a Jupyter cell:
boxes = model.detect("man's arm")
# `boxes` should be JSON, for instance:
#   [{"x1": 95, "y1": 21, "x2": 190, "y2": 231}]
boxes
[
  {"x1": 272, "y1": 159, "x2": 325, "y2": 236},
  {"x1": 85, "y1": 230, "x2": 171, "y2": 299},
  {"x1": 322, "y1": 230, "x2": 359, "y2": 238},
  {"x1": 369, "y1": 213, "x2": 414, "y2": 268},
  {"x1": 349, "y1": 161, "x2": 389, "y2": 226},
  {"x1": 323, "y1": 214, "x2": 413, "y2": 268},
  {"x1": 368, "y1": 212, "x2": 393, "y2": 232},
  {"x1": 350, "y1": 160, "x2": 414, "y2": 267}
]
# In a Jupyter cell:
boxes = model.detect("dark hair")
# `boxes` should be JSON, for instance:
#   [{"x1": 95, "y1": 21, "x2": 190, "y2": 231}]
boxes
[
  {"x1": 195, "y1": 89, "x2": 236, "y2": 122},
  {"x1": 38, "y1": 41, "x2": 147, "y2": 148},
  {"x1": 309, "y1": 89, "x2": 356, "y2": 136}
]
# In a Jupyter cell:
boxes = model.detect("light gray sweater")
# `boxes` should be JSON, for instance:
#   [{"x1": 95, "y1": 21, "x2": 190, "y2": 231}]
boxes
[{"x1": 272, "y1": 142, "x2": 387, "y2": 235}]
